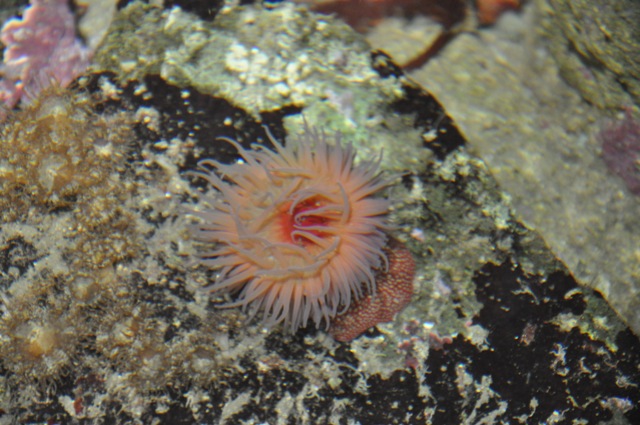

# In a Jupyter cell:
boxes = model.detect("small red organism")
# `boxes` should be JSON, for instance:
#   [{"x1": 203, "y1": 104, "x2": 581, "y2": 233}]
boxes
[
  {"x1": 73, "y1": 396, "x2": 84, "y2": 416},
  {"x1": 475, "y1": 0, "x2": 520, "y2": 25},
  {"x1": 427, "y1": 331, "x2": 454, "y2": 350},
  {"x1": 600, "y1": 109, "x2": 640, "y2": 195},
  {"x1": 397, "y1": 336, "x2": 422, "y2": 369},
  {"x1": 329, "y1": 237, "x2": 416, "y2": 342}
]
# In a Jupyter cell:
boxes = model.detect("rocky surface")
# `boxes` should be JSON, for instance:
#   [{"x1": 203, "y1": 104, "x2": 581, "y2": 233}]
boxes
[
  {"x1": 368, "y1": 0, "x2": 640, "y2": 338},
  {"x1": 0, "y1": 1, "x2": 638, "y2": 424}
]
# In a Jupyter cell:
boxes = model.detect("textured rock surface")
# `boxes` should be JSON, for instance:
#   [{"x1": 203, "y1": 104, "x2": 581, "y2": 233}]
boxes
[
  {"x1": 398, "y1": 3, "x2": 640, "y2": 338},
  {"x1": 0, "y1": 1, "x2": 638, "y2": 424},
  {"x1": 541, "y1": 0, "x2": 640, "y2": 109}
]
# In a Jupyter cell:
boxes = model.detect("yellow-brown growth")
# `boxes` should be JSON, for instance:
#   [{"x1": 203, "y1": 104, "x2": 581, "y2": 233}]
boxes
[
  {"x1": 0, "y1": 87, "x2": 142, "y2": 269},
  {"x1": 0, "y1": 83, "x2": 234, "y2": 419},
  {"x1": 0, "y1": 87, "x2": 143, "y2": 390},
  {"x1": 0, "y1": 273, "x2": 86, "y2": 384},
  {"x1": 0, "y1": 87, "x2": 131, "y2": 222}
]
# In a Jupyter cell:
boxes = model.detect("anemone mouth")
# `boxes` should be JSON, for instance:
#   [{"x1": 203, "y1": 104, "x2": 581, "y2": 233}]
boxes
[{"x1": 190, "y1": 126, "x2": 392, "y2": 332}]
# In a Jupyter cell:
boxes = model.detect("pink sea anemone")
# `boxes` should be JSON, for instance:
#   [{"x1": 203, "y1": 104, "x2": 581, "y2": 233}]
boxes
[{"x1": 190, "y1": 125, "x2": 393, "y2": 332}]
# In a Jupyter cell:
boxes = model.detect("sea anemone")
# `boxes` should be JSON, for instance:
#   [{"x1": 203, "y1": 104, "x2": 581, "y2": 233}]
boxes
[{"x1": 190, "y1": 124, "x2": 393, "y2": 332}]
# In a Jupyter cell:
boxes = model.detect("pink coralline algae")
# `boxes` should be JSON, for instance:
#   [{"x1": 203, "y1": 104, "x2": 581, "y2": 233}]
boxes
[
  {"x1": 600, "y1": 110, "x2": 640, "y2": 195},
  {"x1": 0, "y1": 0, "x2": 92, "y2": 109},
  {"x1": 329, "y1": 237, "x2": 415, "y2": 342}
]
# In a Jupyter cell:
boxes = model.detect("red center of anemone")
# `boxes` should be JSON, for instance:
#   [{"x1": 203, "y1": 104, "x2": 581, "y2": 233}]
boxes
[{"x1": 278, "y1": 196, "x2": 330, "y2": 246}]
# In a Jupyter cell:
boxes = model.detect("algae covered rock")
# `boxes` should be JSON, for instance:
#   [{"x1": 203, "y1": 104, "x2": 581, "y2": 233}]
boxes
[{"x1": 540, "y1": 0, "x2": 640, "y2": 109}]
